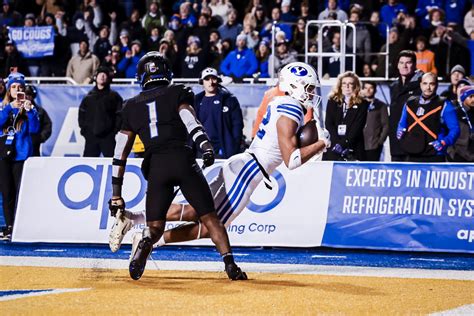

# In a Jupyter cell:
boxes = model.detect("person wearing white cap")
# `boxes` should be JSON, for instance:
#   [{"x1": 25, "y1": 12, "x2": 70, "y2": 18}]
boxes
[
  {"x1": 193, "y1": 67, "x2": 243, "y2": 159},
  {"x1": 440, "y1": 64, "x2": 466, "y2": 103},
  {"x1": 220, "y1": 33, "x2": 258, "y2": 81}
]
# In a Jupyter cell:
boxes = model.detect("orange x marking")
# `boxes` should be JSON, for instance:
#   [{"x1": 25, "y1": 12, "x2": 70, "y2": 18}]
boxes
[{"x1": 406, "y1": 106, "x2": 442, "y2": 140}]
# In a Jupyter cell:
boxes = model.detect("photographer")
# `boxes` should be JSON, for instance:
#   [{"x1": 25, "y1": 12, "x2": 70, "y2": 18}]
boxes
[{"x1": 0, "y1": 73, "x2": 40, "y2": 240}]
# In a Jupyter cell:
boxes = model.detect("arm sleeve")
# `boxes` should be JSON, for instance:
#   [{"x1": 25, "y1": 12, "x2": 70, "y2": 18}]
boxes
[
  {"x1": 0, "y1": 105, "x2": 12, "y2": 127},
  {"x1": 220, "y1": 54, "x2": 232, "y2": 76},
  {"x1": 78, "y1": 98, "x2": 86, "y2": 130},
  {"x1": 120, "y1": 102, "x2": 133, "y2": 132},
  {"x1": 27, "y1": 108, "x2": 41, "y2": 134},
  {"x1": 397, "y1": 104, "x2": 409, "y2": 131},
  {"x1": 245, "y1": 52, "x2": 258, "y2": 76},
  {"x1": 325, "y1": 100, "x2": 338, "y2": 144},
  {"x1": 440, "y1": 102, "x2": 460, "y2": 146}
]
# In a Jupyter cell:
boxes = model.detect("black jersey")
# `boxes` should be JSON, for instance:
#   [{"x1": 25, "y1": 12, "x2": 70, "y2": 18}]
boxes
[{"x1": 121, "y1": 84, "x2": 194, "y2": 150}]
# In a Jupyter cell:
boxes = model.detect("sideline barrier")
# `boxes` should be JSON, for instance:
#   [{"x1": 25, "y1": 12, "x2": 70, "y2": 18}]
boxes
[{"x1": 13, "y1": 158, "x2": 473, "y2": 253}]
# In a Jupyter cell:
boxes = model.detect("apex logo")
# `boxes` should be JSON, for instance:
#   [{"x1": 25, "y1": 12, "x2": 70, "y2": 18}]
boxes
[{"x1": 457, "y1": 229, "x2": 474, "y2": 243}]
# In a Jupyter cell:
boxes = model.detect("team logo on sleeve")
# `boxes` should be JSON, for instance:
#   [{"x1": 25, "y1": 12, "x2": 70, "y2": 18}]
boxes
[{"x1": 290, "y1": 66, "x2": 308, "y2": 77}]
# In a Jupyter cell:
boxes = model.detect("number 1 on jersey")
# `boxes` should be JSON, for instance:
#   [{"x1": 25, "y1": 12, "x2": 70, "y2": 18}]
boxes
[{"x1": 147, "y1": 101, "x2": 159, "y2": 138}]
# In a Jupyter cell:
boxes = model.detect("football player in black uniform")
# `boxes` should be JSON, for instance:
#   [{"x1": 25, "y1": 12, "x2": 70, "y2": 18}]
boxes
[{"x1": 108, "y1": 52, "x2": 247, "y2": 281}]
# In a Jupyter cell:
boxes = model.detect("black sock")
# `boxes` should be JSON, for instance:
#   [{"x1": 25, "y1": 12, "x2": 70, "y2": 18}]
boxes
[{"x1": 222, "y1": 252, "x2": 235, "y2": 266}]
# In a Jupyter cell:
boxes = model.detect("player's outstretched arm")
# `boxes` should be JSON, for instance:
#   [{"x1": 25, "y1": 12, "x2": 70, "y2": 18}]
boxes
[
  {"x1": 178, "y1": 103, "x2": 215, "y2": 167},
  {"x1": 277, "y1": 116, "x2": 326, "y2": 170}
]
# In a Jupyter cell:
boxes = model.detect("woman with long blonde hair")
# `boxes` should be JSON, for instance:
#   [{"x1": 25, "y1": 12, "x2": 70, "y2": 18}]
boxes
[
  {"x1": 323, "y1": 71, "x2": 368, "y2": 161},
  {"x1": 0, "y1": 72, "x2": 40, "y2": 240}
]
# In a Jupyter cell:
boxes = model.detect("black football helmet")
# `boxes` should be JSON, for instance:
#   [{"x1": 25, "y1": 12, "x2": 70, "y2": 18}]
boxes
[{"x1": 136, "y1": 51, "x2": 173, "y2": 88}]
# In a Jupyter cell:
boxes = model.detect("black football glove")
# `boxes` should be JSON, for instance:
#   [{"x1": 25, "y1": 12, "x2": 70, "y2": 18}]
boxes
[
  {"x1": 202, "y1": 149, "x2": 215, "y2": 168},
  {"x1": 108, "y1": 197, "x2": 125, "y2": 217}
]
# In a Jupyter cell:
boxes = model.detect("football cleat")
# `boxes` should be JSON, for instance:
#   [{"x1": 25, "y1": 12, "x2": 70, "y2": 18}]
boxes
[
  {"x1": 225, "y1": 263, "x2": 248, "y2": 281},
  {"x1": 129, "y1": 234, "x2": 153, "y2": 280},
  {"x1": 109, "y1": 209, "x2": 133, "y2": 252}
]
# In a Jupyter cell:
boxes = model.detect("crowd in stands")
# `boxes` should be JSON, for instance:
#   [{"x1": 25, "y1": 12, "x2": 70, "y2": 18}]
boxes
[{"x1": 0, "y1": 0, "x2": 473, "y2": 82}]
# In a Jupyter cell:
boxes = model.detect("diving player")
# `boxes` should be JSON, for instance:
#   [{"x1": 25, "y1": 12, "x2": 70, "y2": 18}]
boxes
[
  {"x1": 109, "y1": 62, "x2": 330, "y2": 253},
  {"x1": 108, "y1": 52, "x2": 247, "y2": 281}
]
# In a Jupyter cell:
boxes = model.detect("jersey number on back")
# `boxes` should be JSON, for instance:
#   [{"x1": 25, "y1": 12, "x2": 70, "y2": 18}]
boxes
[
  {"x1": 147, "y1": 101, "x2": 159, "y2": 138},
  {"x1": 256, "y1": 106, "x2": 271, "y2": 139}
]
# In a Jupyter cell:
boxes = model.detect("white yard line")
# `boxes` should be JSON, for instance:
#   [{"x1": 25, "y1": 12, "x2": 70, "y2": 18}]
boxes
[
  {"x1": 430, "y1": 304, "x2": 474, "y2": 315},
  {"x1": 0, "y1": 288, "x2": 91, "y2": 302},
  {"x1": 1, "y1": 256, "x2": 473, "y2": 281}
]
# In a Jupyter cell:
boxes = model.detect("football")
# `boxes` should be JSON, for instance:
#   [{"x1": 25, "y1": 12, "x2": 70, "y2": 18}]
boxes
[{"x1": 297, "y1": 119, "x2": 319, "y2": 148}]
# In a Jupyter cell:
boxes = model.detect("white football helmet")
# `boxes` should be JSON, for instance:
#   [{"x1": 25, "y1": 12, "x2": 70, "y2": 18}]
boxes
[{"x1": 278, "y1": 62, "x2": 322, "y2": 109}]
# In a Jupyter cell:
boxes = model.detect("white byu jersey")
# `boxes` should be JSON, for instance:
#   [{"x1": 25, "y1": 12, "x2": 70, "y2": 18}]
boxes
[{"x1": 249, "y1": 95, "x2": 305, "y2": 173}]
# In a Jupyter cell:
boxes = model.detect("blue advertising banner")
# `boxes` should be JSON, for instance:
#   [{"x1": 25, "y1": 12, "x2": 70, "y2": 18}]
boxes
[
  {"x1": 322, "y1": 163, "x2": 474, "y2": 253},
  {"x1": 9, "y1": 26, "x2": 55, "y2": 58}
]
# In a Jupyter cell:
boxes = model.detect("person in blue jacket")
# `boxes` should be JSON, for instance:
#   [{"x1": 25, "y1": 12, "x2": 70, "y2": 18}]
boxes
[
  {"x1": 117, "y1": 40, "x2": 145, "y2": 78},
  {"x1": 194, "y1": 67, "x2": 243, "y2": 159},
  {"x1": 397, "y1": 72, "x2": 460, "y2": 162},
  {"x1": 0, "y1": 72, "x2": 40, "y2": 240},
  {"x1": 220, "y1": 34, "x2": 258, "y2": 82}
]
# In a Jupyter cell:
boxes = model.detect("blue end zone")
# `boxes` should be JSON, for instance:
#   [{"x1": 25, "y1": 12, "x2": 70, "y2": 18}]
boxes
[{"x1": 1, "y1": 241, "x2": 473, "y2": 271}]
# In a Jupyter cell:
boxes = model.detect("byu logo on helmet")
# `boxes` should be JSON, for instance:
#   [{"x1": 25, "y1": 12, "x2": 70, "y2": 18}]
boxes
[
  {"x1": 146, "y1": 62, "x2": 157, "y2": 73},
  {"x1": 290, "y1": 66, "x2": 308, "y2": 77}
]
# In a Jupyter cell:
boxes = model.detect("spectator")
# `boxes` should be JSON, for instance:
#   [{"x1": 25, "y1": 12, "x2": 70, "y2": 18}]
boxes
[
  {"x1": 368, "y1": 10, "x2": 385, "y2": 50},
  {"x1": 323, "y1": 71, "x2": 368, "y2": 161},
  {"x1": 220, "y1": 34, "x2": 258, "y2": 82},
  {"x1": 260, "y1": 7, "x2": 292, "y2": 41},
  {"x1": 465, "y1": 4, "x2": 474, "y2": 35},
  {"x1": 441, "y1": 64, "x2": 466, "y2": 103},
  {"x1": 1, "y1": 40, "x2": 29, "y2": 78},
  {"x1": 0, "y1": 72, "x2": 40, "y2": 241},
  {"x1": 292, "y1": 18, "x2": 309, "y2": 55},
  {"x1": 63, "y1": 12, "x2": 89, "y2": 57},
  {"x1": 158, "y1": 39, "x2": 177, "y2": 70},
  {"x1": 255, "y1": 39, "x2": 271, "y2": 78},
  {"x1": 218, "y1": 8, "x2": 242, "y2": 42},
  {"x1": 241, "y1": 13, "x2": 260, "y2": 49},
  {"x1": 194, "y1": 67, "x2": 243, "y2": 158},
  {"x1": 24, "y1": 85, "x2": 52, "y2": 157},
  {"x1": 201, "y1": 6, "x2": 222, "y2": 29},
  {"x1": 269, "y1": 40, "x2": 298, "y2": 78},
  {"x1": 78, "y1": 67, "x2": 122, "y2": 157},
  {"x1": 318, "y1": 0, "x2": 348, "y2": 22},
  {"x1": 253, "y1": 4, "x2": 269, "y2": 30},
  {"x1": 181, "y1": 36, "x2": 208, "y2": 78},
  {"x1": 322, "y1": 30, "x2": 349, "y2": 78},
  {"x1": 0, "y1": 0, "x2": 22, "y2": 27},
  {"x1": 142, "y1": 0, "x2": 167, "y2": 34},
  {"x1": 179, "y1": 2, "x2": 196, "y2": 28},
  {"x1": 120, "y1": 9, "x2": 146, "y2": 44},
  {"x1": 0, "y1": 80, "x2": 5, "y2": 102},
  {"x1": 415, "y1": 36, "x2": 437, "y2": 74},
  {"x1": 281, "y1": 0, "x2": 297, "y2": 23},
  {"x1": 146, "y1": 26, "x2": 161, "y2": 52},
  {"x1": 415, "y1": 0, "x2": 444, "y2": 29},
  {"x1": 93, "y1": 25, "x2": 114, "y2": 63},
  {"x1": 40, "y1": 12, "x2": 70, "y2": 77},
  {"x1": 117, "y1": 40, "x2": 144, "y2": 78},
  {"x1": 207, "y1": 30, "x2": 224, "y2": 69},
  {"x1": 388, "y1": 50, "x2": 423, "y2": 161},
  {"x1": 209, "y1": 0, "x2": 233, "y2": 25},
  {"x1": 361, "y1": 81, "x2": 389, "y2": 161},
  {"x1": 448, "y1": 84, "x2": 474, "y2": 162},
  {"x1": 380, "y1": 0, "x2": 408, "y2": 27},
  {"x1": 444, "y1": 0, "x2": 468, "y2": 25},
  {"x1": 346, "y1": 8, "x2": 372, "y2": 75},
  {"x1": 397, "y1": 72, "x2": 460, "y2": 162},
  {"x1": 66, "y1": 39, "x2": 100, "y2": 84},
  {"x1": 193, "y1": 13, "x2": 212, "y2": 49},
  {"x1": 117, "y1": 29, "x2": 131, "y2": 54},
  {"x1": 101, "y1": 45, "x2": 121, "y2": 76},
  {"x1": 300, "y1": 1, "x2": 317, "y2": 20}
]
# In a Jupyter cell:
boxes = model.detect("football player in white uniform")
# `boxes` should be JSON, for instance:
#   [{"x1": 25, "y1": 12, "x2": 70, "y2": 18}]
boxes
[{"x1": 109, "y1": 62, "x2": 330, "y2": 252}]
